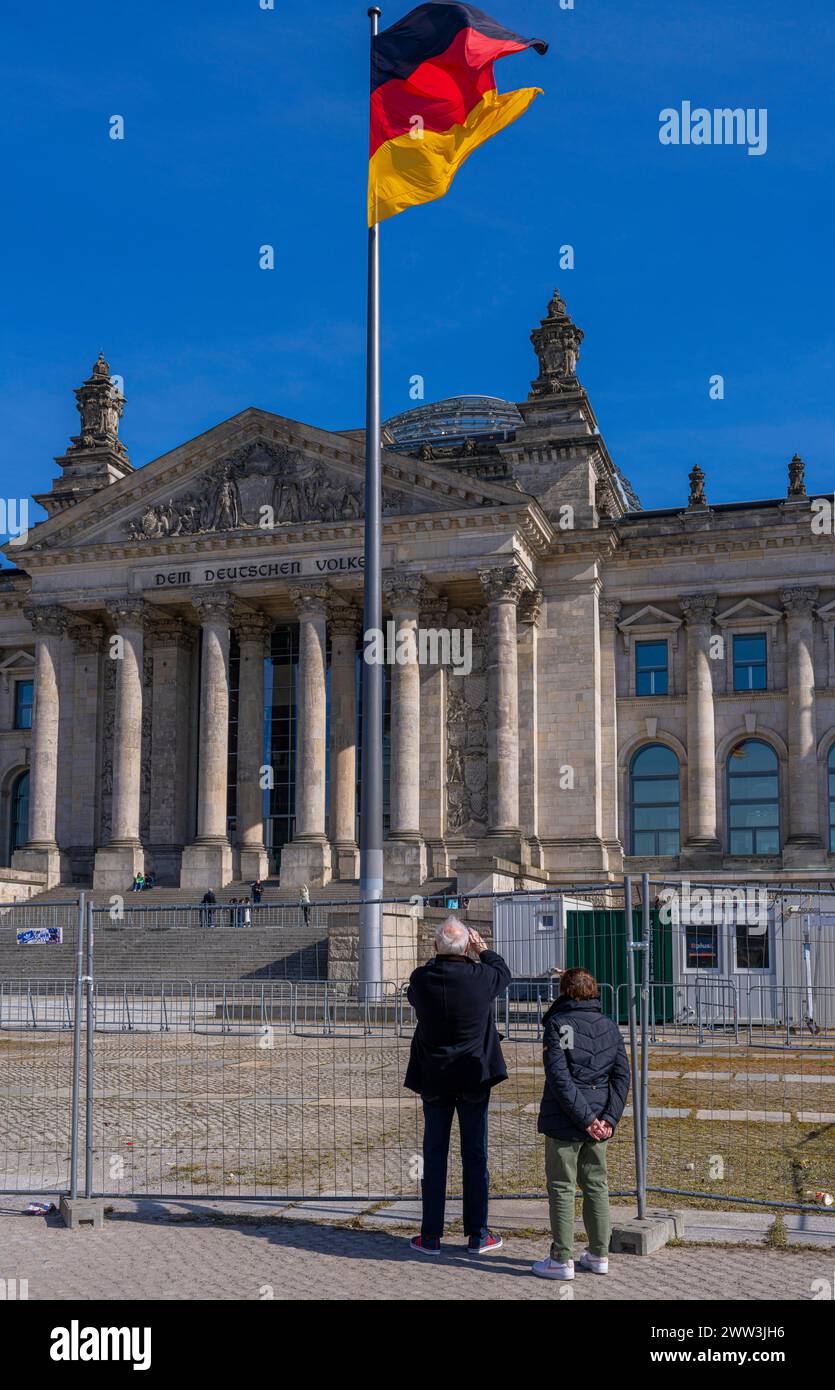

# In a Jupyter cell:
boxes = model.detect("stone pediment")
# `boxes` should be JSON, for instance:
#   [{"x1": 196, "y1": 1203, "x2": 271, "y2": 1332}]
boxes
[
  {"x1": 125, "y1": 440, "x2": 367, "y2": 541},
  {"x1": 617, "y1": 604, "x2": 682, "y2": 652},
  {"x1": 18, "y1": 409, "x2": 532, "y2": 556},
  {"x1": 715, "y1": 598, "x2": 784, "y2": 628},
  {"x1": 0, "y1": 648, "x2": 34, "y2": 671}
]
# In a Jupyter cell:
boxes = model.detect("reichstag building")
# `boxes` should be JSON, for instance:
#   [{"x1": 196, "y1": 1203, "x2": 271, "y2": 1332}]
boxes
[{"x1": 0, "y1": 287, "x2": 831, "y2": 894}]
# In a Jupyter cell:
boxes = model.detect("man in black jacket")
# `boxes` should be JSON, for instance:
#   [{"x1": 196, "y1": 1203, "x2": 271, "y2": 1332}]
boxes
[
  {"x1": 405, "y1": 917, "x2": 511, "y2": 1257},
  {"x1": 532, "y1": 967, "x2": 630, "y2": 1281}
]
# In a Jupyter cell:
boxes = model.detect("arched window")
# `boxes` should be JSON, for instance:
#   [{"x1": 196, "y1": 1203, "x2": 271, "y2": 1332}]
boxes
[
  {"x1": 727, "y1": 739, "x2": 780, "y2": 855},
  {"x1": 9, "y1": 770, "x2": 29, "y2": 856},
  {"x1": 630, "y1": 745, "x2": 680, "y2": 855},
  {"x1": 828, "y1": 745, "x2": 835, "y2": 853}
]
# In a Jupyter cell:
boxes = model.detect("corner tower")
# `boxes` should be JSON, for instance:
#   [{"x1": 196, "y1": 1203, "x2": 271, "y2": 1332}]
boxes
[{"x1": 501, "y1": 289, "x2": 639, "y2": 525}]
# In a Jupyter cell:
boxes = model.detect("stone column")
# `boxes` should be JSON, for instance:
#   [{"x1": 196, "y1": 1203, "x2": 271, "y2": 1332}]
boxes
[
  {"x1": 419, "y1": 591, "x2": 448, "y2": 878},
  {"x1": 384, "y1": 573, "x2": 427, "y2": 885},
  {"x1": 234, "y1": 609, "x2": 271, "y2": 883},
  {"x1": 280, "y1": 583, "x2": 331, "y2": 887},
  {"x1": 147, "y1": 616, "x2": 195, "y2": 883},
  {"x1": 680, "y1": 593, "x2": 721, "y2": 866},
  {"x1": 94, "y1": 598, "x2": 147, "y2": 890},
  {"x1": 480, "y1": 562, "x2": 527, "y2": 854},
  {"x1": 599, "y1": 598, "x2": 622, "y2": 859},
  {"x1": 68, "y1": 622, "x2": 105, "y2": 882},
  {"x1": 518, "y1": 589, "x2": 543, "y2": 864},
  {"x1": 781, "y1": 586, "x2": 824, "y2": 863},
  {"x1": 328, "y1": 602, "x2": 360, "y2": 881},
  {"x1": 13, "y1": 604, "x2": 69, "y2": 887},
  {"x1": 180, "y1": 592, "x2": 234, "y2": 890},
  {"x1": 55, "y1": 627, "x2": 77, "y2": 854}
]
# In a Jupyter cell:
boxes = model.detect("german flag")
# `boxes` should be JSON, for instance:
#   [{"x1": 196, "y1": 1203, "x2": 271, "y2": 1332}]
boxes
[{"x1": 369, "y1": 3, "x2": 548, "y2": 225}]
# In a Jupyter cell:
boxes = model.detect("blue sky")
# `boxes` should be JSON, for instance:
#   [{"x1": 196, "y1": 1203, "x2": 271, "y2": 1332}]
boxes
[{"x1": 1, "y1": 0, "x2": 833, "y2": 551}]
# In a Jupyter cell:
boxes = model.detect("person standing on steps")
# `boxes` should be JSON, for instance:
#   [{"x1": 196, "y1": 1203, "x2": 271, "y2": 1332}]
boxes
[
  {"x1": 299, "y1": 884, "x2": 311, "y2": 927},
  {"x1": 251, "y1": 879, "x2": 263, "y2": 906},
  {"x1": 200, "y1": 889, "x2": 216, "y2": 930}
]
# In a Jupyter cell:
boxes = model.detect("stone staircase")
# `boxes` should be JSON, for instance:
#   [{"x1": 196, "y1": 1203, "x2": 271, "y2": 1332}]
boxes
[
  {"x1": 0, "y1": 927, "x2": 330, "y2": 983},
  {"x1": 0, "y1": 877, "x2": 458, "y2": 983}
]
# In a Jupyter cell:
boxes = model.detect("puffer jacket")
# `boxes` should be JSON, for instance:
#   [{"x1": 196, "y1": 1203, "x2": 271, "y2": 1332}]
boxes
[{"x1": 537, "y1": 996, "x2": 630, "y2": 1141}]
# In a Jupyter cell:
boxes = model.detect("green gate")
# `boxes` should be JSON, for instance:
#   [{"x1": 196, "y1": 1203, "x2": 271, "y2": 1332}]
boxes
[{"x1": 565, "y1": 909, "x2": 674, "y2": 1024}]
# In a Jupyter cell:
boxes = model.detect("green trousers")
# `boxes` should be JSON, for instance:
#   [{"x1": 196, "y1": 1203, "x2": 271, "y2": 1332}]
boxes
[{"x1": 544, "y1": 1136, "x2": 611, "y2": 1263}]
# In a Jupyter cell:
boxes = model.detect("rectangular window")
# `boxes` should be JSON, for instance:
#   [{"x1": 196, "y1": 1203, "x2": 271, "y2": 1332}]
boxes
[
  {"x1": 685, "y1": 925, "x2": 719, "y2": 970},
  {"x1": 635, "y1": 640, "x2": 669, "y2": 696},
  {"x1": 730, "y1": 827, "x2": 780, "y2": 856},
  {"x1": 735, "y1": 924, "x2": 770, "y2": 970},
  {"x1": 733, "y1": 633, "x2": 767, "y2": 691},
  {"x1": 14, "y1": 679, "x2": 33, "y2": 730}
]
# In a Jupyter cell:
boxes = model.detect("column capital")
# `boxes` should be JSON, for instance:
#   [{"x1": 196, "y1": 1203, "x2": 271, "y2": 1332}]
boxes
[
  {"x1": 70, "y1": 621, "x2": 106, "y2": 654},
  {"x1": 327, "y1": 601, "x2": 361, "y2": 638},
  {"x1": 23, "y1": 603, "x2": 71, "y2": 637},
  {"x1": 190, "y1": 590, "x2": 234, "y2": 624},
  {"x1": 479, "y1": 561, "x2": 528, "y2": 605},
  {"x1": 420, "y1": 589, "x2": 448, "y2": 628},
  {"x1": 781, "y1": 585, "x2": 819, "y2": 618},
  {"x1": 146, "y1": 615, "x2": 196, "y2": 650},
  {"x1": 287, "y1": 582, "x2": 329, "y2": 618},
  {"x1": 519, "y1": 588, "x2": 544, "y2": 627},
  {"x1": 105, "y1": 596, "x2": 147, "y2": 629},
  {"x1": 679, "y1": 592, "x2": 717, "y2": 625},
  {"x1": 599, "y1": 597, "x2": 621, "y2": 625},
  {"x1": 383, "y1": 572, "x2": 425, "y2": 612},
  {"x1": 233, "y1": 607, "x2": 272, "y2": 644}
]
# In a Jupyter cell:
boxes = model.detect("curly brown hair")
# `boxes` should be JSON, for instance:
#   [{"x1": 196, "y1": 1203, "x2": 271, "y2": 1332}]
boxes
[{"x1": 559, "y1": 967, "x2": 599, "y2": 1000}]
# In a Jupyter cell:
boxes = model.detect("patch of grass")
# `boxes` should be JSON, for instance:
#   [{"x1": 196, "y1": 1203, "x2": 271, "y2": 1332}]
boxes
[{"x1": 764, "y1": 1212, "x2": 789, "y2": 1248}]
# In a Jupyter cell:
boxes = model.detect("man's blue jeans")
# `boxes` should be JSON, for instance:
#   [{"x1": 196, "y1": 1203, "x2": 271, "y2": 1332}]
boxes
[{"x1": 420, "y1": 1088, "x2": 490, "y2": 1243}]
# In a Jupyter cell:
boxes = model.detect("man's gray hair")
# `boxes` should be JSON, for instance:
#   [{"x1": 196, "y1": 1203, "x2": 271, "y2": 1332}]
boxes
[{"x1": 435, "y1": 916, "x2": 470, "y2": 956}]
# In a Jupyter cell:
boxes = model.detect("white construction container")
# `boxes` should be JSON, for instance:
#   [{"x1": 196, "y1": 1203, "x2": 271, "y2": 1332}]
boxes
[{"x1": 492, "y1": 893, "x2": 593, "y2": 979}]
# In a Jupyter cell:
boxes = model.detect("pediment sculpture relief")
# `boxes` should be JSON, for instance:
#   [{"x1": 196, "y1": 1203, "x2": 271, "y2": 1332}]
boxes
[{"x1": 125, "y1": 439, "x2": 439, "y2": 540}]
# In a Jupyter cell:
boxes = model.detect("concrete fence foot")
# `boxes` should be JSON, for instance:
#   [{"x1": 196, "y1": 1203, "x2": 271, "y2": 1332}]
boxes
[
  {"x1": 610, "y1": 1208, "x2": 684, "y2": 1255},
  {"x1": 59, "y1": 1196, "x2": 106, "y2": 1231}
]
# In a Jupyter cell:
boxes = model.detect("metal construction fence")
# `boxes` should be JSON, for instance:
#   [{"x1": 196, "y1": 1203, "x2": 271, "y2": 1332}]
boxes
[{"x1": 0, "y1": 879, "x2": 833, "y2": 1220}]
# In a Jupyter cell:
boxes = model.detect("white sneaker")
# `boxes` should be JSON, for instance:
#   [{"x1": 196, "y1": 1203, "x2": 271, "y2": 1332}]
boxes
[
  {"x1": 577, "y1": 1251, "x2": 609, "y2": 1275},
  {"x1": 531, "y1": 1256, "x2": 574, "y2": 1281}
]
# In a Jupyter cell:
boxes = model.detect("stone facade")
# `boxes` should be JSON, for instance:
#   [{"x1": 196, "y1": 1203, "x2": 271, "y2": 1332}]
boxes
[{"x1": 1, "y1": 294, "x2": 833, "y2": 892}]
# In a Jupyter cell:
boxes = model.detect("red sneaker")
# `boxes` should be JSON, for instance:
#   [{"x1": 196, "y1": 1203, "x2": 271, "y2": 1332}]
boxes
[
  {"x1": 410, "y1": 1235, "x2": 441, "y2": 1256},
  {"x1": 468, "y1": 1232, "x2": 503, "y2": 1255}
]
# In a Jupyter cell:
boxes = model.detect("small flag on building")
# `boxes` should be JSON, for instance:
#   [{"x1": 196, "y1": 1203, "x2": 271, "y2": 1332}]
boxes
[{"x1": 369, "y1": 2, "x2": 548, "y2": 224}]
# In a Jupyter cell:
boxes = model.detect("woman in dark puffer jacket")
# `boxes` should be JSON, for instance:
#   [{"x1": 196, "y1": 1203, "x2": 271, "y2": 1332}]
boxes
[{"x1": 531, "y1": 967, "x2": 630, "y2": 1281}]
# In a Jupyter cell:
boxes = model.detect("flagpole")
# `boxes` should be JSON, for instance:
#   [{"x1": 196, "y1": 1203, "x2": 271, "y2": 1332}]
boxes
[{"x1": 359, "y1": 3, "x2": 384, "y2": 1002}]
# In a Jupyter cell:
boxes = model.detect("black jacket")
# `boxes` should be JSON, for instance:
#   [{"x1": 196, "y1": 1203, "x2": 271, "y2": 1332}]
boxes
[
  {"x1": 537, "y1": 996, "x2": 630, "y2": 1141},
  {"x1": 404, "y1": 949, "x2": 512, "y2": 1096}
]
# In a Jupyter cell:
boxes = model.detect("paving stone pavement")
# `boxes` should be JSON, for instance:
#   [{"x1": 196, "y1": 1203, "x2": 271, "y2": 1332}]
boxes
[{"x1": 0, "y1": 1203, "x2": 828, "y2": 1300}]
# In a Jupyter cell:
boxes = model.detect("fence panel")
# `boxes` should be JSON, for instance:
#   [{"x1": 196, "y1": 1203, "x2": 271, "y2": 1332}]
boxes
[
  {"x1": 0, "y1": 902, "x2": 83, "y2": 1195},
  {"x1": 77, "y1": 889, "x2": 638, "y2": 1203},
  {"x1": 643, "y1": 881, "x2": 835, "y2": 1212}
]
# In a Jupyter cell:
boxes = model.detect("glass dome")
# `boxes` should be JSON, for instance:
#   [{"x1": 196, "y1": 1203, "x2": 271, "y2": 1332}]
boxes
[{"x1": 383, "y1": 395, "x2": 523, "y2": 453}]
